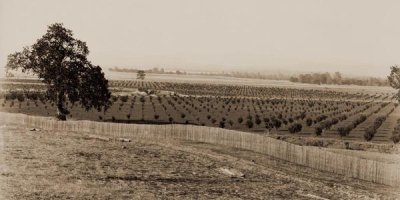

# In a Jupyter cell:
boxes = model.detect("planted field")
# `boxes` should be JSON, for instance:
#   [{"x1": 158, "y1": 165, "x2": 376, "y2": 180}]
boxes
[{"x1": 1, "y1": 79, "x2": 399, "y2": 144}]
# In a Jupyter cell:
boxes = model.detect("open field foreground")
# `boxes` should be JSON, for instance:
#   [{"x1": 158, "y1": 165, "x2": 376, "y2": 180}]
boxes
[
  {"x1": 1, "y1": 124, "x2": 400, "y2": 199},
  {"x1": 2, "y1": 112, "x2": 400, "y2": 186}
]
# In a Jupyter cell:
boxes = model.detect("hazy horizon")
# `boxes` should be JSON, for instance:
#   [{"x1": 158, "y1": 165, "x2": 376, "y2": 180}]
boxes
[{"x1": 1, "y1": 0, "x2": 400, "y2": 78}]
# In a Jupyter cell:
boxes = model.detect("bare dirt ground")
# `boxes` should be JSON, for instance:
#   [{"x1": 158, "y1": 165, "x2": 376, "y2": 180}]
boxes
[{"x1": 0, "y1": 124, "x2": 399, "y2": 199}]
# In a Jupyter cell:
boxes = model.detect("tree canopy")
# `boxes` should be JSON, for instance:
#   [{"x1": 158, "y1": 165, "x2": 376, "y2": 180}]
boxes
[
  {"x1": 6, "y1": 23, "x2": 111, "y2": 120},
  {"x1": 137, "y1": 70, "x2": 146, "y2": 80},
  {"x1": 290, "y1": 72, "x2": 388, "y2": 86},
  {"x1": 388, "y1": 65, "x2": 400, "y2": 101}
]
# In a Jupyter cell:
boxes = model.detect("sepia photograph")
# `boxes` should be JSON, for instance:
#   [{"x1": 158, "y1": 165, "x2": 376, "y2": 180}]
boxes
[{"x1": 1, "y1": 0, "x2": 400, "y2": 199}]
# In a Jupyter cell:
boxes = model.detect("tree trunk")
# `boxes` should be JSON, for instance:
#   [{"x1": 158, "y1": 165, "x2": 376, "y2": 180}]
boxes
[{"x1": 56, "y1": 91, "x2": 67, "y2": 121}]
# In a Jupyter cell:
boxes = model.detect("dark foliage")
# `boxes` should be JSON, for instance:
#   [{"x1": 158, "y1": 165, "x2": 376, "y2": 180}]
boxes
[
  {"x1": 246, "y1": 119, "x2": 254, "y2": 128},
  {"x1": 288, "y1": 123, "x2": 302, "y2": 133},
  {"x1": 6, "y1": 23, "x2": 111, "y2": 120},
  {"x1": 315, "y1": 126, "x2": 323, "y2": 136}
]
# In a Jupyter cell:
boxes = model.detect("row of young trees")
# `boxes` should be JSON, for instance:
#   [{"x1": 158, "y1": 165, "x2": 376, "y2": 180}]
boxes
[
  {"x1": 109, "y1": 66, "x2": 188, "y2": 75},
  {"x1": 337, "y1": 115, "x2": 367, "y2": 137},
  {"x1": 110, "y1": 80, "x2": 379, "y2": 100},
  {"x1": 392, "y1": 119, "x2": 400, "y2": 143},
  {"x1": 289, "y1": 72, "x2": 389, "y2": 86},
  {"x1": 364, "y1": 116, "x2": 386, "y2": 141}
]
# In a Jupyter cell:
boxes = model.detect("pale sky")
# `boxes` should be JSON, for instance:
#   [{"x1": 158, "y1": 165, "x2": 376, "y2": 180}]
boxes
[{"x1": 1, "y1": 0, "x2": 400, "y2": 77}]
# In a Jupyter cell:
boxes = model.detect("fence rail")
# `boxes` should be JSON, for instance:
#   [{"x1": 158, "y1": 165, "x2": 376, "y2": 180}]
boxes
[{"x1": 0, "y1": 112, "x2": 399, "y2": 187}]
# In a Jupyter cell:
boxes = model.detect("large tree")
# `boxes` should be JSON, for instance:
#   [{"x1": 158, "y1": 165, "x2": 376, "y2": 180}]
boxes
[{"x1": 6, "y1": 23, "x2": 111, "y2": 120}]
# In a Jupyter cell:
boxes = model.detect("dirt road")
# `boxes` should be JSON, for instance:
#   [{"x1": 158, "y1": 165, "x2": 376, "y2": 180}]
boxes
[{"x1": 0, "y1": 124, "x2": 399, "y2": 199}]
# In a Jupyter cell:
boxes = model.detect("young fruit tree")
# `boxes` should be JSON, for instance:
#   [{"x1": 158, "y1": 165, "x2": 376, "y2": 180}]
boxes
[
  {"x1": 388, "y1": 65, "x2": 400, "y2": 101},
  {"x1": 6, "y1": 23, "x2": 112, "y2": 120},
  {"x1": 137, "y1": 70, "x2": 146, "y2": 80}
]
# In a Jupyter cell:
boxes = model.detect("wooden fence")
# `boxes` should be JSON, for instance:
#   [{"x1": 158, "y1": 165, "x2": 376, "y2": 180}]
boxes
[{"x1": 0, "y1": 112, "x2": 399, "y2": 187}]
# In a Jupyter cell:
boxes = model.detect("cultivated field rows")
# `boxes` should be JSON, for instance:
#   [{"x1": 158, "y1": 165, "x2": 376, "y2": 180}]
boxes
[
  {"x1": 375, "y1": 106, "x2": 400, "y2": 143},
  {"x1": 1, "y1": 79, "x2": 399, "y2": 144},
  {"x1": 1, "y1": 79, "x2": 396, "y2": 101}
]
